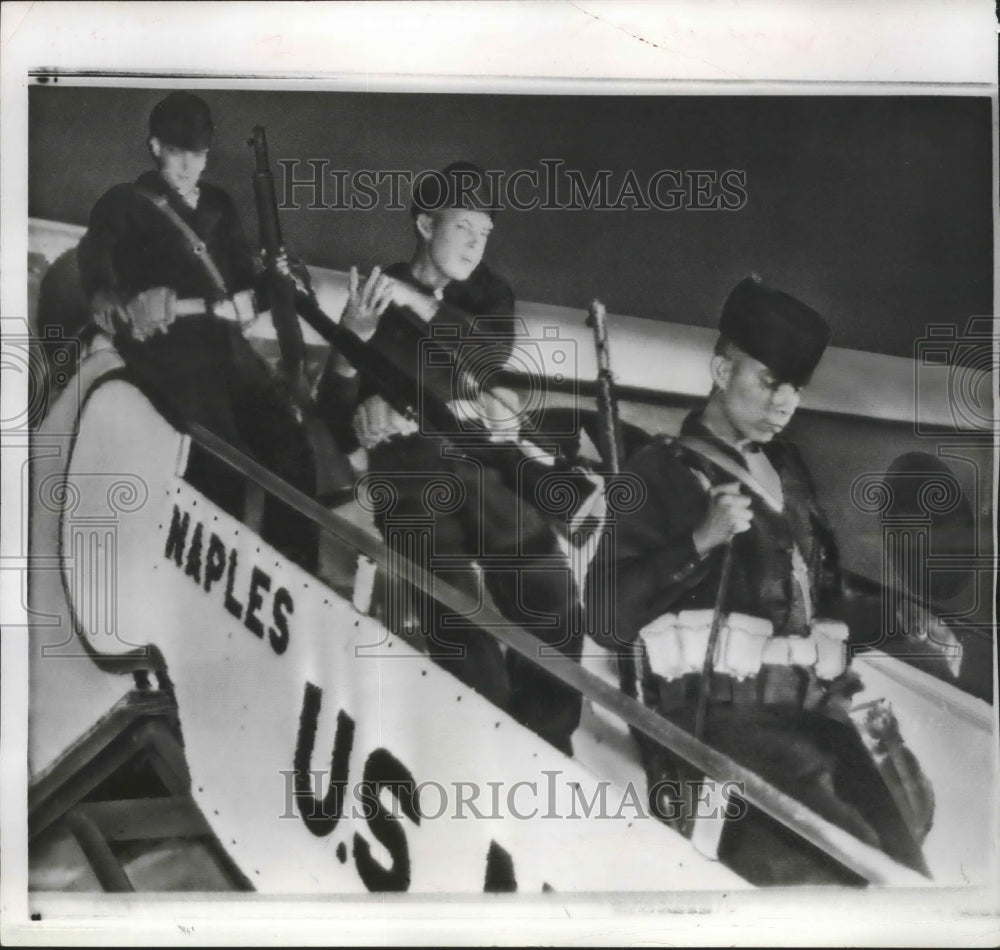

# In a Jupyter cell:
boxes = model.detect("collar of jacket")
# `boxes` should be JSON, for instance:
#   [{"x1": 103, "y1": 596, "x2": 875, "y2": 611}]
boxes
[
  {"x1": 679, "y1": 411, "x2": 750, "y2": 469},
  {"x1": 679, "y1": 409, "x2": 796, "y2": 474},
  {"x1": 386, "y1": 261, "x2": 435, "y2": 295},
  {"x1": 135, "y1": 170, "x2": 199, "y2": 214}
]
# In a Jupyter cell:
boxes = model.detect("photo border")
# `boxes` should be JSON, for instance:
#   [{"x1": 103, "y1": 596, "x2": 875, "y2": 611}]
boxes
[{"x1": 3, "y1": 2, "x2": 998, "y2": 946}]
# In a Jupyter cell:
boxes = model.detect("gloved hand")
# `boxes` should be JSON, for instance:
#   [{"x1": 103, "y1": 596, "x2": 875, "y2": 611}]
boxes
[
  {"x1": 353, "y1": 395, "x2": 418, "y2": 450},
  {"x1": 122, "y1": 286, "x2": 177, "y2": 341},
  {"x1": 93, "y1": 286, "x2": 176, "y2": 341},
  {"x1": 90, "y1": 289, "x2": 126, "y2": 336}
]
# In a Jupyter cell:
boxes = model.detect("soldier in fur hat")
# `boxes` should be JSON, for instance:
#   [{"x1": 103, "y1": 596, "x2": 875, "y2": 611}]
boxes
[{"x1": 592, "y1": 276, "x2": 932, "y2": 884}]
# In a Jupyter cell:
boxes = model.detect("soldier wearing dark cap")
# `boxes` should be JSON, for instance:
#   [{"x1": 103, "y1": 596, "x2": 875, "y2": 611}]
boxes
[
  {"x1": 315, "y1": 163, "x2": 597, "y2": 755},
  {"x1": 77, "y1": 91, "x2": 318, "y2": 569},
  {"x1": 594, "y1": 276, "x2": 930, "y2": 884},
  {"x1": 316, "y1": 162, "x2": 518, "y2": 457}
]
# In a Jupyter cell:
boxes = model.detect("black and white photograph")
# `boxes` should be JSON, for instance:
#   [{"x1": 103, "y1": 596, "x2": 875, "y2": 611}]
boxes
[{"x1": 2, "y1": 2, "x2": 998, "y2": 946}]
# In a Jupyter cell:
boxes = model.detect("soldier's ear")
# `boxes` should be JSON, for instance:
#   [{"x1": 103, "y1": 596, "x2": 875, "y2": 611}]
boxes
[
  {"x1": 148, "y1": 136, "x2": 162, "y2": 160},
  {"x1": 709, "y1": 353, "x2": 733, "y2": 389},
  {"x1": 414, "y1": 212, "x2": 436, "y2": 243}
]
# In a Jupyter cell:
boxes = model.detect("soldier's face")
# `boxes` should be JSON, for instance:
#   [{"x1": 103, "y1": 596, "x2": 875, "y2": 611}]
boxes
[
  {"x1": 715, "y1": 351, "x2": 801, "y2": 442},
  {"x1": 419, "y1": 208, "x2": 494, "y2": 284},
  {"x1": 150, "y1": 138, "x2": 209, "y2": 198}
]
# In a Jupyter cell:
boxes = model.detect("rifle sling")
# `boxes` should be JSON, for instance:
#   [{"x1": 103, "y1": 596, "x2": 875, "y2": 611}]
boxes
[
  {"x1": 134, "y1": 187, "x2": 229, "y2": 298},
  {"x1": 674, "y1": 435, "x2": 784, "y2": 514}
]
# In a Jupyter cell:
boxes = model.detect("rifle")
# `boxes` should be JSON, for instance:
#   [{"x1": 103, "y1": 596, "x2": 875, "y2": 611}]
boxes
[
  {"x1": 301, "y1": 290, "x2": 603, "y2": 518},
  {"x1": 248, "y1": 130, "x2": 600, "y2": 523},
  {"x1": 248, "y1": 126, "x2": 353, "y2": 501},
  {"x1": 249, "y1": 126, "x2": 307, "y2": 393},
  {"x1": 586, "y1": 299, "x2": 624, "y2": 474}
]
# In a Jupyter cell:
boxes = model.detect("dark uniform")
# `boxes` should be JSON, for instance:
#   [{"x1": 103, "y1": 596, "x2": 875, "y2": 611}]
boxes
[
  {"x1": 317, "y1": 261, "x2": 517, "y2": 452},
  {"x1": 77, "y1": 93, "x2": 317, "y2": 570},
  {"x1": 317, "y1": 259, "x2": 586, "y2": 755},
  {"x1": 594, "y1": 278, "x2": 930, "y2": 885}
]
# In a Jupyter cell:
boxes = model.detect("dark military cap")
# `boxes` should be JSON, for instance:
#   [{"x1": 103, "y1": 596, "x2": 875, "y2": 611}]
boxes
[
  {"x1": 149, "y1": 92, "x2": 214, "y2": 149},
  {"x1": 411, "y1": 161, "x2": 498, "y2": 219},
  {"x1": 719, "y1": 276, "x2": 831, "y2": 387}
]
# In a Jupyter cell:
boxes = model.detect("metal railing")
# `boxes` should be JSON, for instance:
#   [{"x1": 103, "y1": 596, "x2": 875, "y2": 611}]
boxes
[{"x1": 189, "y1": 422, "x2": 929, "y2": 887}]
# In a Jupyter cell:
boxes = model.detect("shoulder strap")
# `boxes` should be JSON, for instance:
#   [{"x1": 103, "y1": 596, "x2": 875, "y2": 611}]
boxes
[
  {"x1": 674, "y1": 434, "x2": 783, "y2": 514},
  {"x1": 133, "y1": 187, "x2": 228, "y2": 297}
]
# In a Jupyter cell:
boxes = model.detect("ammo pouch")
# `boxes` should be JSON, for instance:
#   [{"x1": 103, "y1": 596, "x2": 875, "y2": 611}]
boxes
[{"x1": 638, "y1": 610, "x2": 850, "y2": 684}]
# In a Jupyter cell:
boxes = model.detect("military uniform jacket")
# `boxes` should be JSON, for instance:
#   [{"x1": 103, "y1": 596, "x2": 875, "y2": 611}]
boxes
[
  {"x1": 76, "y1": 170, "x2": 265, "y2": 393},
  {"x1": 362, "y1": 259, "x2": 516, "y2": 406},
  {"x1": 317, "y1": 260, "x2": 516, "y2": 451},
  {"x1": 601, "y1": 411, "x2": 936, "y2": 881},
  {"x1": 78, "y1": 170, "x2": 257, "y2": 305},
  {"x1": 605, "y1": 411, "x2": 844, "y2": 647}
]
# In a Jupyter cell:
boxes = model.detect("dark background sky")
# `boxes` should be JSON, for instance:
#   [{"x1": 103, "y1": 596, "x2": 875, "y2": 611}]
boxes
[{"x1": 29, "y1": 86, "x2": 993, "y2": 359}]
